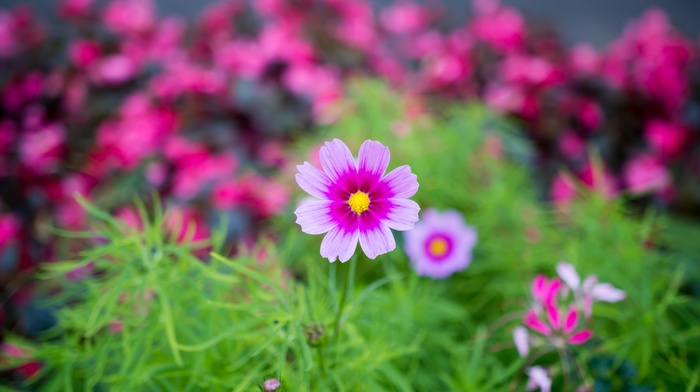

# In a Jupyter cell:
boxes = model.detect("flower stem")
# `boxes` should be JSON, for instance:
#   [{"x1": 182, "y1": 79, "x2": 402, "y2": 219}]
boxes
[{"x1": 332, "y1": 253, "x2": 358, "y2": 361}]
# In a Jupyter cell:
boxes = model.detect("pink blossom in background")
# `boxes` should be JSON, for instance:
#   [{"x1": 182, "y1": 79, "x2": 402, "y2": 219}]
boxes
[
  {"x1": 116, "y1": 207, "x2": 144, "y2": 233},
  {"x1": 645, "y1": 120, "x2": 690, "y2": 160},
  {"x1": 102, "y1": 0, "x2": 155, "y2": 36},
  {"x1": 0, "y1": 343, "x2": 42, "y2": 379},
  {"x1": 330, "y1": 0, "x2": 378, "y2": 52},
  {"x1": 172, "y1": 152, "x2": 238, "y2": 200},
  {"x1": 69, "y1": 39, "x2": 101, "y2": 68},
  {"x1": 471, "y1": 0, "x2": 525, "y2": 53},
  {"x1": 164, "y1": 206, "x2": 211, "y2": 244},
  {"x1": 19, "y1": 123, "x2": 65, "y2": 174},
  {"x1": 404, "y1": 208, "x2": 478, "y2": 279},
  {"x1": 0, "y1": 11, "x2": 18, "y2": 58},
  {"x1": 284, "y1": 65, "x2": 343, "y2": 124},
  {"x1": 558, "y1": 131, "x2": 586, "y2": 160},
  {"x1": 0, "y1": 214, "x2": 20, "y2": 250},
  {"x1": 579, "y1": 161, "x2": 618, "y2": 200},
  {"x1": 58, "y1": 0, "x2": 93, "y2": 19},
  {"x1": 484, "y1": 83, "x2": 524, "y2": 114},
  {"x1": 501, "y1": 55, "x2": 562, "y2": 88},
  {"x1": 569, "y1": 43, "x2": 600, "y2": 76},
  {"x1": 623, "y1": 154, "x2": 671, "y2": 195},
  {"x1": 381, "y1": 1, "x2": 430, "y2": 35},
  {"x1": 550, "y1": 172, "x2": 578, "y2": 209},
  {"x1": 295, "y1": 139, "x2": 420, "y2": 262},
  {"x1": 89, "y1": 54, "x2": 139, "y2": 86}
]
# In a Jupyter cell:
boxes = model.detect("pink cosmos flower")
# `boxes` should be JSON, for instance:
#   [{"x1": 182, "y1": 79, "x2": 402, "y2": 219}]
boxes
[
  {"x1": 556, "y1": 262, "x2": 625, "y2": 318},
  {"x1": 295, "y1": 139, "x2": 419, "y2": 262},
  {"x1": 404, "y1": 208, "x2": 477, "y2": 279}
]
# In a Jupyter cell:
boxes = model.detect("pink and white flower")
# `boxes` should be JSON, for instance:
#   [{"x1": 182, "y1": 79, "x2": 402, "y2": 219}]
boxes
[
  {"x1": 556, "y1": 262, "x2": 626, "y2": 318},
  {"x1": 404, "y1": 208, "x2": 477, "y2": 279},
  {"x1": 294, "y1": 139, "x2": 420, "y2": 262}
]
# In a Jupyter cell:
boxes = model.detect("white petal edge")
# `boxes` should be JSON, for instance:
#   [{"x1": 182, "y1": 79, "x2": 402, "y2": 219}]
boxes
[
  {"x1": 359, "y1": 223, "x2": 396, "y2": 259},
  {"x1": 358, "y1": 140, "x2": 390, "y2": 181},
  {"x1": 319, "y1": 139, "x2": 356, "y2": 185},
  {"x1": 379, "y1": 165, "x2": 418, "y2": 198},
  {"x1": 383, "y1": 198, "x2": 420, "y2": 231},
  {"x1": 320, "y1": 227, "x2": 359, "y2": 263},
  {"x1": 294, "y1": 200, "x2": 335, "y2": 235},
  {"x1": 296, "y1": 162, "x2": 333, "y2": 199},
  {"x1": 556, "y1": 262, "x2": 581, "y2": 291}
]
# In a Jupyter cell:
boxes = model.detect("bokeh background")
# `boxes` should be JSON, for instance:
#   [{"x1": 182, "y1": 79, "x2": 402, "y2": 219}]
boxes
[{"x1": 1, "y1": 0, "x2": 700, "y2": 388}]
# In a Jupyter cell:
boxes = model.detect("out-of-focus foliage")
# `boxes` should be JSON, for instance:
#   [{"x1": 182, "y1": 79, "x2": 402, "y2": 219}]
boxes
[{"x1": 2, "y1": 82, "x2": 696, "y2": 391}]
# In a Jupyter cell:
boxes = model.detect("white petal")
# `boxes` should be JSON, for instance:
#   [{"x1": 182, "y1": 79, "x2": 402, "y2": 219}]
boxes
[
  {"x1": 319, "y1": 139, "x2": 356, "y2": 185},
  {"x1": 383, "y1": 198, "x2": 420, "y2": 231},
  {"x1": 294, "y1": 200, "x2": 335, "y2": 235},
  {"x1": 591, "y1": 283, "x2": 626, "y2": 302},
  {"x1": 556, "y1": 262, "x2": 580, "y2": 291},
  {"x1": 379, "y1": 165, "x2": 418, "y2": 198},
  {"x1": 513, "y1": 326, "x2": 529, "y2": 357},
  {"x1": 359, "y1": 223, "x2": 396, "y2": 259},
  {"x1": 320, "y1": 227, "x2": 359, "y2": 263},
  {"x1": 358, "y1": 140, "x2": 390, "y2": 183}
]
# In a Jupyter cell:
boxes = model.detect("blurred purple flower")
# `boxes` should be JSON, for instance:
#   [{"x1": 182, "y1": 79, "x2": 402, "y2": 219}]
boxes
[{"x1": 404, "y1": 208, "x2": 477, "y2": 279}]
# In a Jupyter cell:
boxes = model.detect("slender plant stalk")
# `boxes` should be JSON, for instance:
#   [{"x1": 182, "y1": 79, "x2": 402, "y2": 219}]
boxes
[{"x1": 331, "y1": 253, "x2": 358, "y2": 364}]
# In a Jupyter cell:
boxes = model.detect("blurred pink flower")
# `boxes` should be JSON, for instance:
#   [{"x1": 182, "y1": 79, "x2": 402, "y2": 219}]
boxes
[
  {"x1": 1, "y1": 343, "x2": 42, "y2": 380},
  {"x1": 172, "y1": 152, "x2": 238, "y2": 200},
  {"x1": 381, "y1": 1, "x2": 430, "y2": 35},
  {"x1": 90, "y1": 54, "x2": 138, "y2": 86},
  {"x1": 19, "y1": 122, "x2": 65, "y2": 174},
  {"x1": 69, "y1": 39, "x2": 101, "y2": 68},
  {"x1": 58, "y1": 0, "x2": 93, "y2": 19},
  {"x1": 623, "y1": 154, "x2": 671, "y2": 195},
  {"x1": 558, "y1": 131, "x2": 586, "y2": 160},
  {"x1": 645, "y1": 120, "x2": 690, "y2": 160},
  {"x1": 471, "y1": 0, "x2": 525, "y2": 53},
  {"x1": 0, "y1": 214, "x2": 20, "y2": 250},
  {"x1": 0, "y1": 11, "x2": 18, "y2": 58},
  {"x1": 164, "y1": 206, "x2": 210, "y2": 244},
  {"x1": 569, "y1": 43, "x2": 600, "y2": 76},
  {"x1": 330, "y1": 0, "x2": 378, "y2": 52},
  {"x1": 103, "y1": 0, "x2": 155, "y2": 36}
]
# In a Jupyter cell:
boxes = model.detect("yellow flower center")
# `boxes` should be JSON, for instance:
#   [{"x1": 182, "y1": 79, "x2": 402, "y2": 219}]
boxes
[
  {"x1": 428, "y1": 237, "x2": 449, "y2": 257},
  {"x1": 348, "y1": 191, "x2": 370, "y2": 215}
]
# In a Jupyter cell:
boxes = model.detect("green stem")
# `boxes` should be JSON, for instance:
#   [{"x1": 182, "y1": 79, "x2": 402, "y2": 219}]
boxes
[
  {"x1": 333, "y1": 254, "x2": 357, "y2": 338},
  {"x1": 331, "y1": 253, "x2": 358, "y2": 363},
  {"x1": 316, "y1": 346, "x2": 326, "y2": 376}
]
